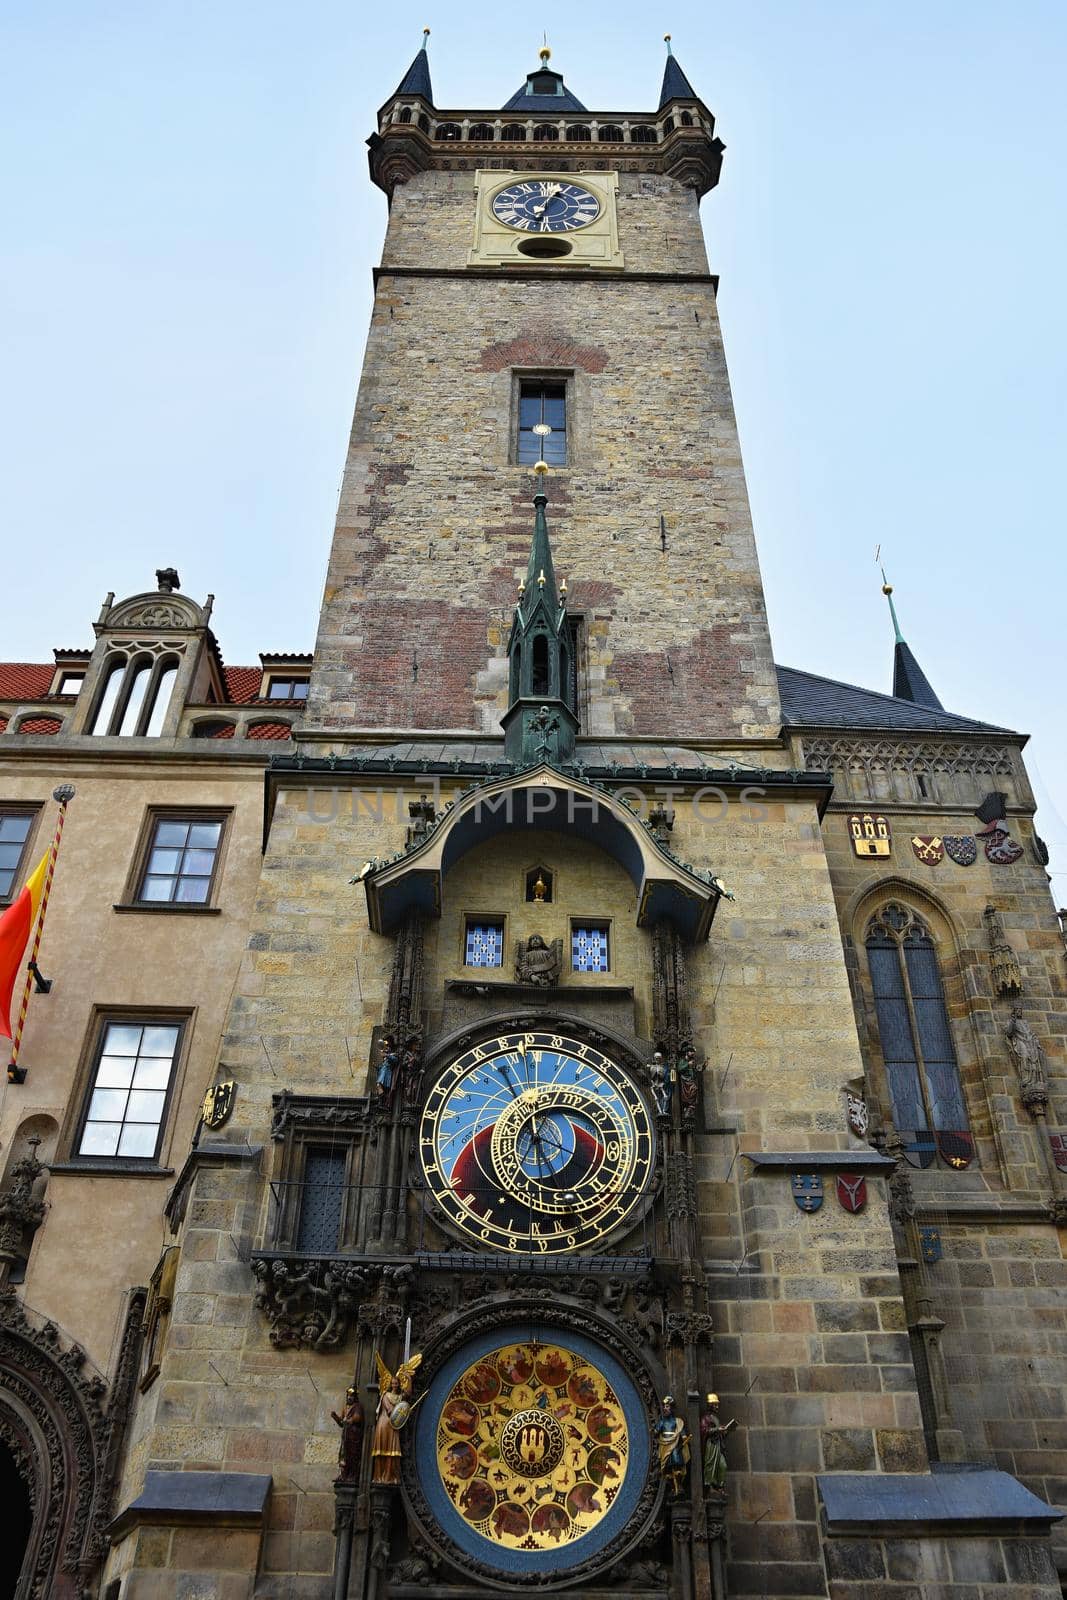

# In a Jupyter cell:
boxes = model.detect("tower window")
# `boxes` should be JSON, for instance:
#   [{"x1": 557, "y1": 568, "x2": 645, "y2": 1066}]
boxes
[
  {"x1": 435, "y1": 122, "x2": 462, "y2": 141},
  {"x1": 465, "y1": 919, "x2": 504, "y2": 968},
  {"x1": 468, "y1": 122, "x2": 494, "y2": 141},
  {"x1": 296, "y1": 1146, "x2": 348, "y2": 1253},
  {"x1": 572, "y1": 924, "x2": 610, "y2": 973},
  {"x1": 501, "y1": 123, "x2": 526, "y2": 142},
  {"x1": 598, "y1": 125, "x2": 624, "y2": 142},
  {"x1": 518, "y1": 380, "x2": 566, "y2": 465},
  {"x1": 533, "y1": 124, "x2": 559, "y2": 142},
  {"x1": 631, "y1": 126, "x2": 657, "y2": 144},
  {"x1": 531, "y1": 635, "x2": 550, "y2": 695},
  {"x1": 865, "y1": 904, "x2": 968, "y2": 1133},
  {"x1": 565, "y1": 125, "x2": 592, "y2": 142}
]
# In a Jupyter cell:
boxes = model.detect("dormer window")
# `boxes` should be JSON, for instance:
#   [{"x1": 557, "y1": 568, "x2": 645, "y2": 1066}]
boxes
[
  {"x1": 56, "y1": 673, "x2": 84, "y2": 696},
  {"x1": 266, "y1": 677, "x2": 309, "y2": 701}
]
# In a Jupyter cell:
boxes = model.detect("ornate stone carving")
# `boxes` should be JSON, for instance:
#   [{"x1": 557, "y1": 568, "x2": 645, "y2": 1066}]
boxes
[
  {"x1": 884, "y1": 1130, "x2": 915, "y2": 1224},
  {"x1": 1005, "y1": 1006, "x2": 1050, "y2": 1115},
  {"x1": 387, "y1": 911, "x2": 425, "y2": 1045},
  {"x1": 514, "y1": 934, "x2": 563, "y2": 986},
  {"x1": 665, "y1": 1310, "x2": 714, "y2": 1347},
  {"x1": 985, "y1": 905, "x2": 1023, "y2": 997},
  {"x1": 269, "y1": 1090, "x2": 369, "y2": 1141},
  {"x1": 802, "y1": 736, "x2": 1015, "y2": 789},
  {"x1": 651, "y1": 920, "x2": 691, "y2": 1059},
  {"x1": 664, "y1": 1152, "x2": 696, "y2": 1221},
  {"x1": 0, "y1": 1139, "x2": 47, "y2": 1275},
  {"x1": 251, "y1": 1257, "x2": 374, "y2": 1350}
]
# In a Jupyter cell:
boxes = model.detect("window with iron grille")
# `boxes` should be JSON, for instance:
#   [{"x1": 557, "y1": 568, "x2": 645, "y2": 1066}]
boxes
[
  {"x1": 296, "y1": 1146, "x2": 347, "y2": 1252},
  {"x1": 137, "y1": 815, "x2": 224, "y2": 904},
  {"x1": 465, "y1": 920, "x2": 504, "y2": 968},
  {"x1": 866, "y1": 903, "x2": 967, "y2": 1132},
  {"x1": 517, "y1": 380, "x2": 566, "y2": 465},
  {"x1": 572, "y1": 924, "x2": 610, "y2": 973},
  {"x1": 77, "y1": 1020, "x2": 182, "y2": 1159},
  {"x1": 0, "y1": 810, "x2": 36, "y2": 900}
]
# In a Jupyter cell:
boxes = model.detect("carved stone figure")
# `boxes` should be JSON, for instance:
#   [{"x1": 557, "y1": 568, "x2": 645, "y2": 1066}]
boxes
[
  {"x1": 985, "y1": 905, "x2": 1023, "y2": 997},
  {"x1": 699, "y1": 1393, "x2": 736, "y2": 1500},
  {"x1": 514, "y1": 934, "x2": 563, "y2": 987},
  {"x1": 372, "y1": 1351, "x2": 423, "y2": 1485},
  {"x1": 649, "y1": 1052, "x2": 671, "y2": 1117},
  {"x1": 1005, "y1": 1005, "x2": 1050, "y2": 1113},
  {"x1": 376, "y1": 1035, "x2": 401, "y2": 1103},
  {"x1": 675, "y1": 1047, "x2": 703, "y2": 1114},
  {"x1": 0, "y1": 1137, "x2": 47, "y2": 1274},
  {"x1": 331, "y1": 1386, "x2": 365, "y2": 1483},
  {"x1": 653, "y1": 1395, "x2": 690, "y2": 1497}
]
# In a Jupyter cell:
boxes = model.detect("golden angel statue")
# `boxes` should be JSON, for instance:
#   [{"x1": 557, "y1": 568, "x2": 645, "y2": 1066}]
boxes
[{"x1": 371, "y1": 1350, "x2": 423, "y2": 1485}]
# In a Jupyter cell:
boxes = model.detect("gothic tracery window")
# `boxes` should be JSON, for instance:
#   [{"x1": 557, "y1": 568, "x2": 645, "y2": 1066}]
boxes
[{"x1": 865, "y1": 903, "x2": 968, "y2": 1132}]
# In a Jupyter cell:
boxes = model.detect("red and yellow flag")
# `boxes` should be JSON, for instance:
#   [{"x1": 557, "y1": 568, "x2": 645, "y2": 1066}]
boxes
[{"x1": 0, "y1": 853, "x2": 48, "y2": 1041}]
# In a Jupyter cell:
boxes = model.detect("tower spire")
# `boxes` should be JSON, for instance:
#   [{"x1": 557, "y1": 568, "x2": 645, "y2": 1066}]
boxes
[
  {"x1": 393, "y1": 27, "x2": 433, "y2": 102},
  {"x1": 659, "y1": 34, "x2": 700, "y2": 107},
  {"x1": 881, "y1": 570, "x2": 943, "y2": 710},
  {"x1": 501, "y1": 467, "x2": 578, "y2": 766}
]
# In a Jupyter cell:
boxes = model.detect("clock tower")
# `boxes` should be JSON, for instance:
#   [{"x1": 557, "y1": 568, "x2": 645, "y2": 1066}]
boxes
[{"x1": 104, "y1": 33, "x2": 1066, "y2": 1600}]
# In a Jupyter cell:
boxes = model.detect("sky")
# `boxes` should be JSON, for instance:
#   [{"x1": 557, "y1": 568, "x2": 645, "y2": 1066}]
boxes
[{"x1": 3, "y1": 2, "x2": 1066, "y2": 882}]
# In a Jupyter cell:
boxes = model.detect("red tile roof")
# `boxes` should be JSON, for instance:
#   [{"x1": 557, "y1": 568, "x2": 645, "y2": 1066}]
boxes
[
  {"x1": 246, "y1": 721, "x2": 293, "y2": 741},
  {"x1": 0, "y1": 664, "x2": 54, "y2": 700},
  {"x1": 223, "y1": 666, "x2": 263, "y2": 704},
  {"x1": 19, "y1": 716, "x2": 63, "y2": 736}
]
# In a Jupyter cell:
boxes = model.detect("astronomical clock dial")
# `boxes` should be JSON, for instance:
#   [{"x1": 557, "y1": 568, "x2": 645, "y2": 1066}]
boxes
[
  {"x1": 491, "y1": 179, "x2": 602, "y2": 233},
  {"x1": 419, "y1": 1030, "x2": 653, "y2": 1254}
]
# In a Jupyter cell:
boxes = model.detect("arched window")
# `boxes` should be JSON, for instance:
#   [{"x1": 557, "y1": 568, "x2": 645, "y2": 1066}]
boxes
[
  {"x1": 662, "y1": 116, "x2": 676, "y2": 133},
  {"x1": 533, "y1": 123, "x2": 559, "y2": 142},
  {"x1": 117, "y1": 659, "x2": 153, "y2": 736},
  {"x1": 435, "y1": 122, "x2": 462, "y2": 141},
  {"x1": 144, "y1": 660, "x2": 179, "y2": 737},
  {"x1": 500, "y1": 123, "x2": 526, "y2": 141},
  {"x1": 468, "y1": 122, "x2": 494, "y2": 141},
  {"x1": 417, "y1": 114, "x2": 430, "y2": 133},
  {"x1": 630, "y1": 125, "x2": 657, "y2": 144},
  {"x1": 865, "y1": 904, "x2": 968, "y2": 1132},
  {"x1": 565, "y1": 124, "x2": 591, "y2": 142},
  {"x1": 531, "y1": 635, "x2": 550, "y2": 696},
  {"x1": 89, "y1": 656, "x2": 127, "y2": 734},
  {"x1": 680, "y1": 111, "x2": 694, "y2": 127},
  {"x1": 598, "y1": 124, "x2": 624, "y2": 143},
  {"x1": 397, "y1": 107, "x2": 412, "y2": 124}
]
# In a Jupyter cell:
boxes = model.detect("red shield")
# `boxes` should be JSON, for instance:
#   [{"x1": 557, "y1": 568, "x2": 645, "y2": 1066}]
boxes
[
  {"x1": 836, "y1": 1174, "x2": 867, "y2": 1213},
  {"x1": 986, "y1": 833, "x2": 1024, "y2": 865},
  {"x1": 911, "y1": 835, "x2": 944, "y2": 865},
  {"x1": 936, "y1": 1130, "x2": 975, "y2": 1170},
  {"x1": 1050, "y1": 1134, "x2": 1067, "y2": 1173}
]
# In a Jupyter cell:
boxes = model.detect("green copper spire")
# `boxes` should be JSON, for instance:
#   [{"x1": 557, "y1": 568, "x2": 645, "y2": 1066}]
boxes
[
  {"x1": 882, "y1": 568, "x2": 944, "y2": 710},
  {"x1": 501, "y1": 467, "x2": 578, "y2": 766},
  {"x1": 881, "y1": 568, "x2": 904, "y2": 644}
]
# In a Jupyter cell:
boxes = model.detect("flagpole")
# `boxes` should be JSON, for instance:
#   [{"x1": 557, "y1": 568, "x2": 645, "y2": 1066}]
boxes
[{"x1": 7, "y1": 784, "x2": 75, "y2": 1085}]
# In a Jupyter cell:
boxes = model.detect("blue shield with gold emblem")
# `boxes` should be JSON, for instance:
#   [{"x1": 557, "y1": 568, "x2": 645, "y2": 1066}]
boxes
[{"x1": 791, "y1": 1173, "x2": 823, "y2": 1212}]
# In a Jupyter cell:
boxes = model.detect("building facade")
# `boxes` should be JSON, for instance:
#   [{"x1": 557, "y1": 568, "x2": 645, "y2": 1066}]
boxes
[{"x1": 1, "y1": 38, "x2": 1065, "y2": 1600}]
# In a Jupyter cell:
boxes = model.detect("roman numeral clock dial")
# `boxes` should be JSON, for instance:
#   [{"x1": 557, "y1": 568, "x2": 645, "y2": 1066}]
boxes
[
  {"x1": 491, "y1": 180, "x2": 602, "y2": 234},
  {"x1": 420, "y1": 1031, "x2": 654, "y2": 1253}
]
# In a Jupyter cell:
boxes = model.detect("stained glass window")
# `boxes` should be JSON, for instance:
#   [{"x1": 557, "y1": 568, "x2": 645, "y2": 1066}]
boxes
[
  {"x1": 866, "y1": 905, "x2": 967, "y2": 1133},
  {"x1": 465, "y1": 920, "x2": 504, "y2": 967},
  {"x1": 572, "y1": 924, "x2": 610, "y2": 973}
]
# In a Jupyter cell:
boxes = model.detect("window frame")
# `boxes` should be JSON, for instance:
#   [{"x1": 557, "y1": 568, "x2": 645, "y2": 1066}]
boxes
[
  {"x1": 124, "y1": 807, "x2": 231, "y2": 911},
  {"x1": 462, "y1": 914, "x2": 506, "y2": 970},
  {"x1": 264, "y1": 676, "x2": 310, "y2": 701},
  {"x1": 267, "y1": 1104, "x2": 370, "y2": 1255},
  {"x1": 570, "y1": 918, "x2": 612, "y2": 976},
  {"x1": 863, "y1": 902, "x2": 970, "y2": 1136},
  {"x1": 69, "y1": 1011, "x2": 189, "y2": 1168},
  {"x1": 512, "y1": 371, "x2": 572, "y2": 468},
  {"x1": 0, "y1": 805, "x2": 41, "y2": 905}
]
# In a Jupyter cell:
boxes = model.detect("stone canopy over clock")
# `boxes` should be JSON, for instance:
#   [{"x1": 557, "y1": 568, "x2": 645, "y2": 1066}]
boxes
[{"x1": 469, "y1": 170, "x2": 623, "y2": 269}]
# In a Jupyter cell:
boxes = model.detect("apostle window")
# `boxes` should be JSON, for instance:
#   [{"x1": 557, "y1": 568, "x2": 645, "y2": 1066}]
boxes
[
  {"x1": 135, "y1": 814, "x2": 225, "y2": 905},
  {"x1": 77, "y1": 1020, "x2": 182, "y2": 1160},
  {"x1": 517, "y1": 380, "x2": 567, "y2": 465},
  {"x1": 865, "y1": 904, "x2": 968, "y2": 1133},
  {"x1": 0, "y1": 810, "x2": 37, "y2": 901},
  {"x1": 465, "y1": 919, "x2": 504, "y2": 968},
  {"x1": 572, "y1": 923, "x2": 610, "y2": 973}
]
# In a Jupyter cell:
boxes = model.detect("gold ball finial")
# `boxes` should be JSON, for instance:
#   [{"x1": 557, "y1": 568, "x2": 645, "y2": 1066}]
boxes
[
  {"x1": 664, "y1": 33, "x2": 672, "y2": 42},
  {"x1": 882, "y1": 581, "x2": 893, "y2": 596},
  {"x1": 533, "y1": 459, "x2": 549, "y2": 476},
  {"x1": 540, "y1": 44, "x2": 552, "y2": 63},
  {"x1": 423, "y1": 27, "x2": 430, "y2": 37}
]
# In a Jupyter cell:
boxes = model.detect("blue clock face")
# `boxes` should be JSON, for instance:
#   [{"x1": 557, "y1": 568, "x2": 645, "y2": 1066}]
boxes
[{"x1": 491, "y1": 180, "x2": 601, "y2": 234}]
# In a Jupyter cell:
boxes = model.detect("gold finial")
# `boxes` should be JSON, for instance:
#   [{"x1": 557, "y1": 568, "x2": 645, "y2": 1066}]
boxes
[
  {"x1": 560, "y1": 578, "x2": 568, "y2": 597},
  {"x1": 664, "y1": 34, "x2": 674, "y2": 53},
  {"x1": 423, "y1": 27, "x2": 430, "y2": 38},
  {"x1": 540, "y1": 41, "x2": 551, "y2": 64},
  {"x1": 533, "y1": 459, "x2": 549, "y2": 477},
  {"x1": 537, "y1": 567, "x2": 546, "y2": 588},
  {"x1": 533, "y1": 872, "x2": 547, "y2": 902},
  {"x1": 518, "y1": 576, "x2": 526, "y2": 597}
]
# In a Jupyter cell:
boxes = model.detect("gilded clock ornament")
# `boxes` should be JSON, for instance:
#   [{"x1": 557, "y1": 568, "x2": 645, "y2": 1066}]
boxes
[
  {"x1": 419, "y1": 1030, "x2": 654, "y2": 1254},
  {"x1": 491, "y1": 179, "x2": 602, "y2": 233}
]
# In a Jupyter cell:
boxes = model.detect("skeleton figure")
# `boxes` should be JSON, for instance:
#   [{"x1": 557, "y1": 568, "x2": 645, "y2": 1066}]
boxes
[{"x1": 649, "y1": 1051, "x2": 671, "y2": 1117}]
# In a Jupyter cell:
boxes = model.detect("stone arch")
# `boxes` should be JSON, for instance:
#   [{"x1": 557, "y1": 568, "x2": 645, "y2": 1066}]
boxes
[{"x1": 0, "y1": 1297, "x2": 111, "y2": 1600}]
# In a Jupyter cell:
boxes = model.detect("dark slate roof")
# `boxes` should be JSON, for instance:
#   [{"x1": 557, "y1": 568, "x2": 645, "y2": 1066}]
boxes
[
  {"x1": 502, "y1": 66, "x2": 586, "y2": 113},
  {"x1": 394, "y1": 43, "x2": 433, "y2": 102},
  {"x1": 776, "y1": 664, "x2": 1016, "y2": 736},
  {"x1": 893, "y1": 638, "x2": 943, "y2": 709},
  {"x1": 659, "y1": 52, "x2": 700, "y2": 107}
]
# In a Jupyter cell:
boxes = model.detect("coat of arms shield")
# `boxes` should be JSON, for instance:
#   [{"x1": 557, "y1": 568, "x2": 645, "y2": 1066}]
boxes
[
  {"x1": 846, "y1": 1093, "x2": 869, "y2": 1139},
  {"x1": 836, "y1": 1174, "x2": 867, "y2": 1213},
  {"x1": 1050, "y1": 1133, "x2": 1067, "y2": 1173},
  {"x1": 911, "y1": 836, "x2": 944, "y2": 865},
  {"x1": 791, "y1": 1173, "x2": 823, "y2": 1212},
  {"x1": 943, "y1": 835, "x2": 977, "y2": 867},
  {"x1": 936, "y1": 1130, "x2": 975, "y2": 1170},
  {"x1": 201, "y1": 1080, "x2": 237, "y2": 1130},
  {"x1": 901, "y1": 1132, "x2": 937, "y2": 1169}
]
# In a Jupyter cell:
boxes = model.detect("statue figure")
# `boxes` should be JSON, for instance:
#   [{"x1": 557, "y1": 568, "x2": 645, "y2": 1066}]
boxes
[
  {"x1": 1005, "y1": 1005, "x2": 1049, "y2": 1113},
  {"x1": 649, "y1": 1051, "x2": 671, "y2": 1117},
  {"x1": 984, "y1": 905, "x2": 1023, "y2": 997},
  {"x1": 515, "y1": 934, "x2": 563, "y2": 987},
  {"x1": 331, "y1": 1386, "x2": 365, "y2": 1484},
  {"x1": 371, "y1": 1351, "x2": 423, "y2": 1485},
  {"x1": 376, "y1": 1035, "x2": 401, "y2": 1104},
  {"x1": 700, "y1": 1393, "x2": 737, "y2": 1500},
  {"x1": 653, "y1": 1395, "x2": 690, "y2": 1497},
  {"x1": 676, "y1": 1047, "x2": 704, "y2": 1114}
]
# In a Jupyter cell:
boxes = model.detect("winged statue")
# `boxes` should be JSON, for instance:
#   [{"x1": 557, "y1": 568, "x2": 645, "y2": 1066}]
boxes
[
  {"x1": 371, "y1": 1350, "x2": 423, "y2": 1485},
  {"x1": 514, "y1": 934, "x2": 563, "y2": 987}
]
